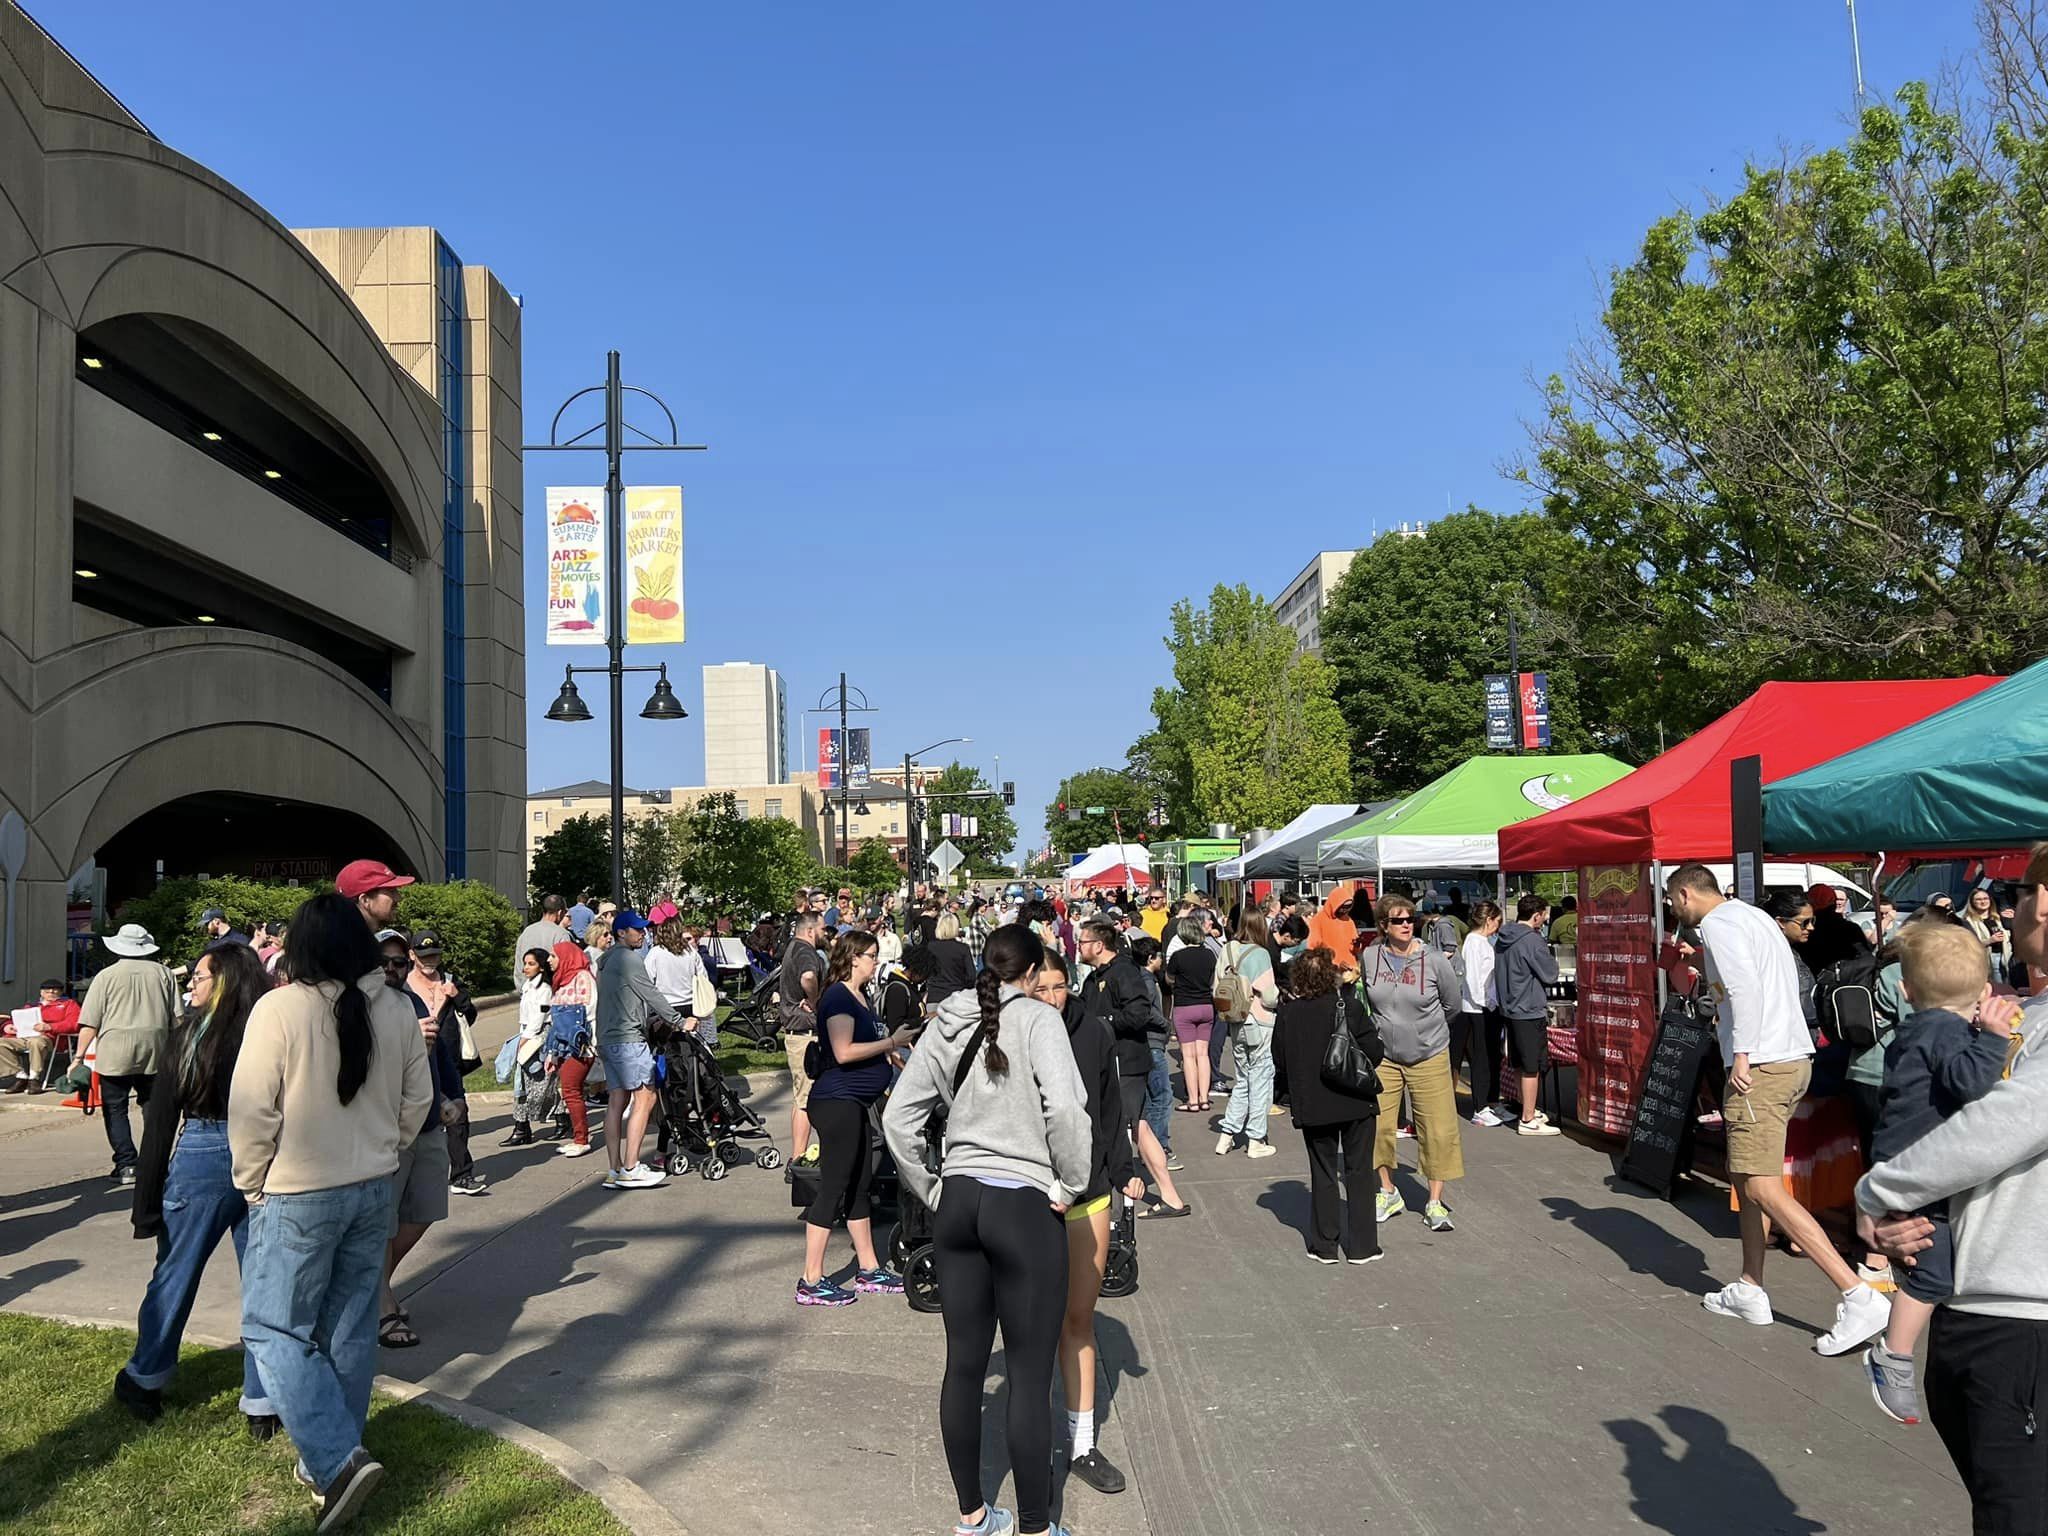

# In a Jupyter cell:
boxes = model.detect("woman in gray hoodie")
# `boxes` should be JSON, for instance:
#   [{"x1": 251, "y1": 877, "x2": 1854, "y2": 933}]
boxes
[
  {"x1": 1357, "y1": 892, "x2": 1466, "y2": 1234},
  {"x1": 883, "y1": 923, "x2": 1093, "y2": 1536}
]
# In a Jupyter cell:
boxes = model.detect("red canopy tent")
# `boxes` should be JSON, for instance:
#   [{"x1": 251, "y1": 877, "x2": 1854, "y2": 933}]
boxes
[
  {"x1": 1498, "y1": 678, "x2": 2001, "y2": 871},
  {"x1": 1072, "y1": 863, "x2": 1150, "y2": 891}
]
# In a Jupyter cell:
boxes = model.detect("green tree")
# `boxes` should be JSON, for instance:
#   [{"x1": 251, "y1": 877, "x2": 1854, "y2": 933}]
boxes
[
  {"x1": 529, "y1": 815, "x2": 610, "y2": 907},
  {"x1": 847, "y1": 836, "x2": 904, "y2": 898},
  {"x1": 1044, "y1": 767, "x2": 1156, "y2": 858},
  {"x1": 1521, "y1": 69, "x2": 2048, "y2": 743},
  {"x1": 671, "y1": 793, "x2": 826, "y2": 920},
  {"x1": 1147, "y1": 584, "x2": 1353, "y2": 829},
  {"x1": 1320, "y1": 510, "x2": 1624, "y2": 795},
  {"x1": 1122, "y1": 729, "x2": 1192, "y2": 837},
  {"x1": 625, "y1": 810, "x2": 686, "y2": 910},
  {"x1": 923, "y1": 761, "x2": 1016, "y2": 874}
]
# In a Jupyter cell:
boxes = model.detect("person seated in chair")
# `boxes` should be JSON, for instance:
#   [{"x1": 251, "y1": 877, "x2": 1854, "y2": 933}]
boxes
[{"x1": 1, "y1": 980, "x2": 81, "y2": 1093}]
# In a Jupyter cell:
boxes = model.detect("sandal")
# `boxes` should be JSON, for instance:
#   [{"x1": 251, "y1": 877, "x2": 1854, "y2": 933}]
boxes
[
  {"x1": 1174, "y1": 1102, "x2": 1201, "y2": 1113},
  {"x1": 1137, "y1": 1199, "x2": 1193, "y2": 1219},
  {"x1": 378, "y1": 1312, "x2": 419, "y2": 1349}
]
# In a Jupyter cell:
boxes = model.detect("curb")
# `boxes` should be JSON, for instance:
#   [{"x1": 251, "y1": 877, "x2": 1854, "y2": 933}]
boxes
[{"x1": 7, "y1": 1308, "x2": 689, "y2": 1536}]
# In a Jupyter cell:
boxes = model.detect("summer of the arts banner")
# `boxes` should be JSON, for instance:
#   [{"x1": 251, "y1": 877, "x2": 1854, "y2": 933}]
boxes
[
  {"x1": 624, "y1": 487, "x2": 684, "y2": 644},
  {"x1": 545, "y1": 488, "x2": 604, "y2": 646}
]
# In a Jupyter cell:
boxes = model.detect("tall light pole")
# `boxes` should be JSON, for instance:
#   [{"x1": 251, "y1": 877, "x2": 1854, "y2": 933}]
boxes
[
  {"x1": 529, "y1": 351, "x2": 704, "y2": 904},
  {"x1": 809, "y1": 676, "x2": 876, "y2": 867},
  {"x1": 903, "y1": 737, "x2": 971, "y2": 896}
]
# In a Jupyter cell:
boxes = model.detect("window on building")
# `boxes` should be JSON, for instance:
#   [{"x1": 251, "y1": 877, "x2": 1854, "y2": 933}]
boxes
[
  {"x1": 889, "y1": 821, "x2": 899, "y2": 834},
  {"x1": 734, "y1": 801, "x2": 750, "y2": 819},
  {"x1": 765, "y1": 798, "x2": 783, "y2": 819},
  {"x1": 533, "y1": 811, "x2": 546, "y2": 822},
  {"x1": 562, "y1": 798, "x2": 574, "y2": 807}
]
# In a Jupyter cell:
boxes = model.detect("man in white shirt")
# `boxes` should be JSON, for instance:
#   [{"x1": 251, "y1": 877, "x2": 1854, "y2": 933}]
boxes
[{"x1": 1666, "y1": 864, "x2": 1889, "y2": 1355}]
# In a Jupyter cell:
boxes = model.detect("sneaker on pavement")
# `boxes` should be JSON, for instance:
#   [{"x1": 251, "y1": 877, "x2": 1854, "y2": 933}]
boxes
[
  {"x1": 1701, "y1": 1280, "x2": 1775, "y2": 1326},
  {"x1": 1471, "y1": 1106, "x2": 1504, "y2": 1127},
  {"x1": 558, "y1": 1141, "x2": 596, "y2": 1158},
  {"x1": 1516, "y1": 1118, "x2": 1561, "y2": 1137},
  {"x1": 1067, "y1": 1448, "x2": 1127, "y2": 1494},
  {"x1": 316, "y1": 1449, "x2": 385, "y2": 1534},
  {"x1": 616, "y1": 1163, "x2": 667, "y2": 1190},
  {"x1": 796, "y1": 1277, "x2": 858, "y2": 1307},
  {"x1": 1346, "y1": 1252, "x2": 1384, "y2": 1266},
  {"x1": 854, "y1": 1267, "x2": 904, "y2": 1294},
  {"x1": 602, "y1": 1168, "x2": 621, "y2": 1189},
  {"x1": 953, "y1": 1508, "x2": 1015, "y2": 1536},
  {"x1": 1164, "y1": 1152, "x2": 1185, "y2": 1172},
  {"x1": 1245, "y1": 1139, "x2": 1277, "y2": 1159},
  {"x1": 1214, "y1": 1132, "x2": 1236, "y2": 1156},
  {"x1": 1374, "y1": 1189, "x2": 1404, "y2": 1224},
  {"x1": 1865, "y1": 1342, "x2": 1923, "y2": 1424},
  {"x1": 1306, "y1": 1250, "x2": 1341, "y2": 1264},
  {"x1": 448, "y1": 1173, "x2": 488, "y2": 1196},
  {"x1": 1816, "y1": 1284, "x2": 1891, "y2": 1357},
  {"x1": 1422, "y1": 1200, "x2": 1455, "y2": 1232}
]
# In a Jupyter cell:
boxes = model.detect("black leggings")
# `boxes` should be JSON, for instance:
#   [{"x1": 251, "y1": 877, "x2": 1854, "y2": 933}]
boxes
[
  {"x1": 1449, "y1": 1009, "x2": 1502, "y2": 1108},
  {"x1": 935, "y1": 1177, "x2": 1068, "y2": 1533},
  {"x1": 803, "y1": 1097, "x2": 876, "y2": 1227}
]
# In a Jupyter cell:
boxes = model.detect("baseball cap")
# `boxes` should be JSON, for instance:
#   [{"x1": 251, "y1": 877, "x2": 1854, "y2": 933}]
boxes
[
  {"x1": 1806, "y1": 883, "x2": 1839, "y2": 912},
  {"x1": 409, "y1": 928, "x2": 443, "y2": 953},
  {"x1": 612, "y1": 909, "x2": 649, "y2": 933},
  {"x1": 198, "y1": 907, "x2": 227, "y2": 925},
  {"x1": 336, "y1": 859, "x2": 415, "y2": 899}
]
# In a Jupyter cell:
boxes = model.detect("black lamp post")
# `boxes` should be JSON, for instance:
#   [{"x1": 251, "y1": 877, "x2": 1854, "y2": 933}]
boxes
[
  {"x1": 528, "y1": 351, "x2": 704, "y2": 903},
  {"x1": 903, "y1": 736, "x2": 971, "y2": 895}
]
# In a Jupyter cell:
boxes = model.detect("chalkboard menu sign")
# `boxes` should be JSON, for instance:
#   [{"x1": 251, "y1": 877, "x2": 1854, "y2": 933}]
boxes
[{"x1": 1617, "y1": 999, "x2": 1716, "y2": 1197}]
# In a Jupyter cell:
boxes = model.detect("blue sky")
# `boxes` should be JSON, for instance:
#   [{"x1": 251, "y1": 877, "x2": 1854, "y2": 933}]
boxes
[{"x1": 48, "y1": 1, "x2": 1978, "y2": 858}]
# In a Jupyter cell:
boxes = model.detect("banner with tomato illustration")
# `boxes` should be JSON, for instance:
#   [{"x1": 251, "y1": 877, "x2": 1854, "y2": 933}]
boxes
[
  {"x1": 624, "y1": 487, "x2": 684, "y2": 644},
  {"x1": 545, "y1": 487, "x2": 605, "y2": 646}
]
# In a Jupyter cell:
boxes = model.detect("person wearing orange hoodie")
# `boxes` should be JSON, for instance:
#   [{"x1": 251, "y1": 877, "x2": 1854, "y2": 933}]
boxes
[{"x1": 1307, "y1": 883, "x2": 1371, "y2": 970}]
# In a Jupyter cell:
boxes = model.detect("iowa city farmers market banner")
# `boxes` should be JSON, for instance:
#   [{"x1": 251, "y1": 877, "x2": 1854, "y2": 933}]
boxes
[{"x1": 624, "y1": 487, "x2": 684, "y2": 644}]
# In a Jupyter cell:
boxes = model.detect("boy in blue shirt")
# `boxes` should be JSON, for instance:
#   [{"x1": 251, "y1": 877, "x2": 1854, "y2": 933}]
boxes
[{"x1": 1862, "y1": 919, "x2": 2021, "y2": 1425}]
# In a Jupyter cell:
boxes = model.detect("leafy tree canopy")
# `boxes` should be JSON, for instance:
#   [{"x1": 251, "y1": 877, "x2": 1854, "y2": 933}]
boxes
[
  {"x1": 529, "y1": 815, "x2": 610, "y2": 907},
  {"x1": 923, "y1": 761, "x2": 1016, "y2": 874},
  {"x1": 847, "y1": 836, "x2": 904, "y2": 898},
  {"x1": 1045, "y1": 768, "x2": 1157, "y2": 858}
]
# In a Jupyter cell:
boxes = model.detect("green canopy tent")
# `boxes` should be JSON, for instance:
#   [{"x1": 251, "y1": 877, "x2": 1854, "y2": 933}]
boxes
[
  {"x1": 1313, "y1": 753, "x2": 1635, "y2": 880},
  {"x1": 1763, "y1": 657, "x2": 2048, "y2": 855}
]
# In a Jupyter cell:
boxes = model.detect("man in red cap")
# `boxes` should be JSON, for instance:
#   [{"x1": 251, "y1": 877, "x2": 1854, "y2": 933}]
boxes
[
  {"x1": 337, "y1": 860, "x2": 415, "y2": 933},
  {"x1": 1805, "y1": 882, "x2": 1872, "y2": 975}
]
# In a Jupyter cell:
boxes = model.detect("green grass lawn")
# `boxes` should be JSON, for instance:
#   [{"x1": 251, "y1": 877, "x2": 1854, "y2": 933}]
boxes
[{"x1": 0, "y1": 1314, "x2": 624, "y2": 1536}]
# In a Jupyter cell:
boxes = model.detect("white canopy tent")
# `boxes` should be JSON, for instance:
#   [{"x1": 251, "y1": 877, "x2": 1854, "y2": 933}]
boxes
[
  {"x1": 1062, "y1": 842, "x2": 1153, "y2": 892},
  {"x1": 1211, "y1": 803, "x2": 1382, "y2": 882}
]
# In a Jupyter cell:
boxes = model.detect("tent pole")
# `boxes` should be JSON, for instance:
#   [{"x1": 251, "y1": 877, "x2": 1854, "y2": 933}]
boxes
[{"x1": 1652, "y1": 860, "x2": 1667, "y2": 1012}]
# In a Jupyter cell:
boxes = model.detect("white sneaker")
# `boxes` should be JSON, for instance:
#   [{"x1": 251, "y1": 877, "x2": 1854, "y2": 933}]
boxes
[
  {"x1": 558, "y1": 1142, "x2": 596, "y2": 1158},
  {"x1": 619, "y1": 1163, "x2": 668, "y2": 1189},
  {"x1": 1214, "y1": 1132, "x2": 1235, "y2": 1157},
  {"x1": 1245, "y1": 1139, "x2": 1277, "y2": 1160},
  {"x1": 1471, "y1": 1106, "x2": 1504, "y2": 1127},
  {"x1": 1701, "y1": 1280, "x2": 1775, "y2": 1326},
  {"x1": 1515, "y1": 1118, "x2": 1561, "y2": 1137},
  {"x1": 1815, "y1": 1283, "x2": 1891, "y2": 1357}
]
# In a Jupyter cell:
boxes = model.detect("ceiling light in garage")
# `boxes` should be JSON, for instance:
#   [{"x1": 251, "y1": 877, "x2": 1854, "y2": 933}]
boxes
[
  {"x1": 81, "y1": 356, "x2": 104, "y2": 369},
  {"x1": 74, "y1": 568, "x2": 97, "y2": 579},
  {"x1": 201, "y1": 430, "x2": 223, "y2": 442},
  {"x1": 194, "y1": 614, "x2": 216, "y2": 624}
]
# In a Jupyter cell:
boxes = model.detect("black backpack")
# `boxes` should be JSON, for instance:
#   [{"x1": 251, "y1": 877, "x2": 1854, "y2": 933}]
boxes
[{"x1": 1813, "y1": 951, "x2": 1884, "y2": 1051}]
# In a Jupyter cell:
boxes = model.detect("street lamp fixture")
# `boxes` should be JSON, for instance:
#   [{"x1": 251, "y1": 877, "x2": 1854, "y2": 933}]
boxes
[
  {"x1": 903, "y1": 736, "x2": 973, "y2": 895},
  {"x1": 544, "y1": 667, "x2": 592, "y2": 723},
  {"x1": 640, "y1": 664, "x2": 688, "y2": 721}
]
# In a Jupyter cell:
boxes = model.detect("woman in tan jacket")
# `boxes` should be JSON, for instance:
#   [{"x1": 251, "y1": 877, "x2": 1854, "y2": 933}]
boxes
[{"x1": 230, "y1": 893, "x2": 431, "y2": 1530}]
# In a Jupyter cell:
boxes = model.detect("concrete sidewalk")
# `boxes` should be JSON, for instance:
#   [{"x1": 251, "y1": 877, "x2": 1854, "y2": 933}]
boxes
[{"x1": 0, "y1": 1046, "x2": 1969, "y2": 1535}]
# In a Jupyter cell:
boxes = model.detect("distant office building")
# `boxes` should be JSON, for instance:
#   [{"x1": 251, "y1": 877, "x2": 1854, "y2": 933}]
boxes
[
  {"x1": 702, "y1": 662, "x2": 788, "y2": 787},
  {"x1": 525, "y1": 777, "x2": 827, "y2": 889},
  {"x1": 1272, "y1": 550, "x2": 1360, "y2": 654}
]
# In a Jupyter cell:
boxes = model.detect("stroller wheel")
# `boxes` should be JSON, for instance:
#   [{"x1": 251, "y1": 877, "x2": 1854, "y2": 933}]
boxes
[
  {"x1": 1100, "y1": 1243, "x2": 1139, "y2": 1298},
  {"x1": 754, "y1": 1146, "x2": 783, "y2": 1171},
  {"x1": 883, "y1": 1221, "x2": 912, "y2": 1273},
  {"x1": 717, "y1": 1139, "x2": 741, "y2": 1165},
  {"x1": 701, "y1": 1157, "x2": 728, "y2": 1181},
  {"x1": 904, "y1": 1245, "x2": 942, "y2": 1314}
]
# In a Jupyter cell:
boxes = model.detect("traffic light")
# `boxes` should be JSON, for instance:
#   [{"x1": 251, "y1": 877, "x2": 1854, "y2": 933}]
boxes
[{"x1": 1002, "y1": 781, "x2": 1015, "y2": 806}]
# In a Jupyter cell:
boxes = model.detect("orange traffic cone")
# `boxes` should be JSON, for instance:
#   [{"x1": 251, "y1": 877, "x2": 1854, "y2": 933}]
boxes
[{"x1": 59, "y1": 1042, "x2": 100, "y2": 1109}]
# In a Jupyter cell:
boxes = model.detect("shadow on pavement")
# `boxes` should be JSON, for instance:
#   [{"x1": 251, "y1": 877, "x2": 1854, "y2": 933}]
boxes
[
  {"x1": 1541, "y1": 1196, "x2": 1719, "y2": 1297},
  {"x1": 1255, "y1": 1177, "x2": 1313, "y2": 1251},
  {"x1": 0, "y1": 1173, "x2": 129, "y2": 1253},
  {"x1": 0, "y1": 1258, "x2": 81, "y2": 1309},
  {"x1": 1607, "y1": 1405, "x2": 1825, "y2": 1535}
]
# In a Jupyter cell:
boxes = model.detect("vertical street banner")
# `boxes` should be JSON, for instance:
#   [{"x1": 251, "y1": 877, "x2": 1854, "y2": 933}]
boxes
[
  {"x1": 1483, "y1": 674, "x2": 1516, "y2": 748},
  {"x1": 1574, "y1": 862, "x2": 1660, "y2": 1135},
  {"x1": 544, "y1": 488, "x2": 604, "y2": 645},
  {"x1": 1519, "y1": 671, "x2": 1551, "y2": 749},
  {"x1": 623, "y1": 486, "x2": 684, "y2": 644},
  {"x1": 845, "y1": 727, "x2": 871, "y2": 788},
  {"x1": 818, "y1": 727, "x2": 840, "y2": 789}
]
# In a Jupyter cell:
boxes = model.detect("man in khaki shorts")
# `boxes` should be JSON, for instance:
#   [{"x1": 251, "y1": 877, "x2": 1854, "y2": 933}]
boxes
[
  {"x1": 779, "y1": 910, "x2": 826, "y2": 1165},
  {"x1": 1666, "y1": 864, "x2": 1890, "y2": 1355}
]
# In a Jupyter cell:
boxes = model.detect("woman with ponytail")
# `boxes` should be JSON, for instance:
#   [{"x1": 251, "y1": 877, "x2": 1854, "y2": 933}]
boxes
[
  {"x1": 116, "y1": 940, "x2": 278, "y2": 1436},
  {"x1": 230, "y1": 893, "x2": 433, "y2": 1527},
  {"x1": 883, "y1": 923, "x2": 1093, "y2": 1536}
]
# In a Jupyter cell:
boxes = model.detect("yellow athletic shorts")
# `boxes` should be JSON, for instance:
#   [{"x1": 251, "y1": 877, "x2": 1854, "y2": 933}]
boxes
[{"x1": 1064, "y1": 1192, "x2": 1112, "y2": 1223}]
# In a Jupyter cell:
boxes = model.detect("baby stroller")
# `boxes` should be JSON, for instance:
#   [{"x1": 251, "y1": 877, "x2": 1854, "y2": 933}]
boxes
[
  {"x1": 719, "y1": 982, "x2": 785, "y2": 1052},
  {"x1": 884, "y1": 1111, "x2": 945, "y2": 1314},
  {"x1": 655, "y1": 1028, "x2": 783, "y2": 1180}
]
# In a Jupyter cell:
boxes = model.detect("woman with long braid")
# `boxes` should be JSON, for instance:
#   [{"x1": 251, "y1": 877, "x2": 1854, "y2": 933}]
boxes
[{"x1": 884, "y1": 923, "x2": 1094, "y2": 1536}]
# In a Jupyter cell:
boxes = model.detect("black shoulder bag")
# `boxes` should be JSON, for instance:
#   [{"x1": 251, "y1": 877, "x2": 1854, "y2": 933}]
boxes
[{"x1": 1320, "y1": 989, "x2": 1381, "y2": 1097}]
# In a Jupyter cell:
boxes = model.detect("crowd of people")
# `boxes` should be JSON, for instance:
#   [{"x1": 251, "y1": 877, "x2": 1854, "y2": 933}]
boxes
[{"x1": 30, "y1": 842, "x2": 2043, "y2": 1535}]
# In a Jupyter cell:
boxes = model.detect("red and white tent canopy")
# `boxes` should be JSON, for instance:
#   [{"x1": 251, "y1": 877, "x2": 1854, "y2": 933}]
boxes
[{"x1": 1063, "y1": 843, "x2": 1152, "y2": 892}]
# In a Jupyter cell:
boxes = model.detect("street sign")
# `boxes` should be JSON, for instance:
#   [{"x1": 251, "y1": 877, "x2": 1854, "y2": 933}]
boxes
[
  {"x1": 1084, "y1": 806, "x2": 1107, "y2": 816},
  {"x1": 928, "y1": 839, "x2": 965, "y2": 877}
]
